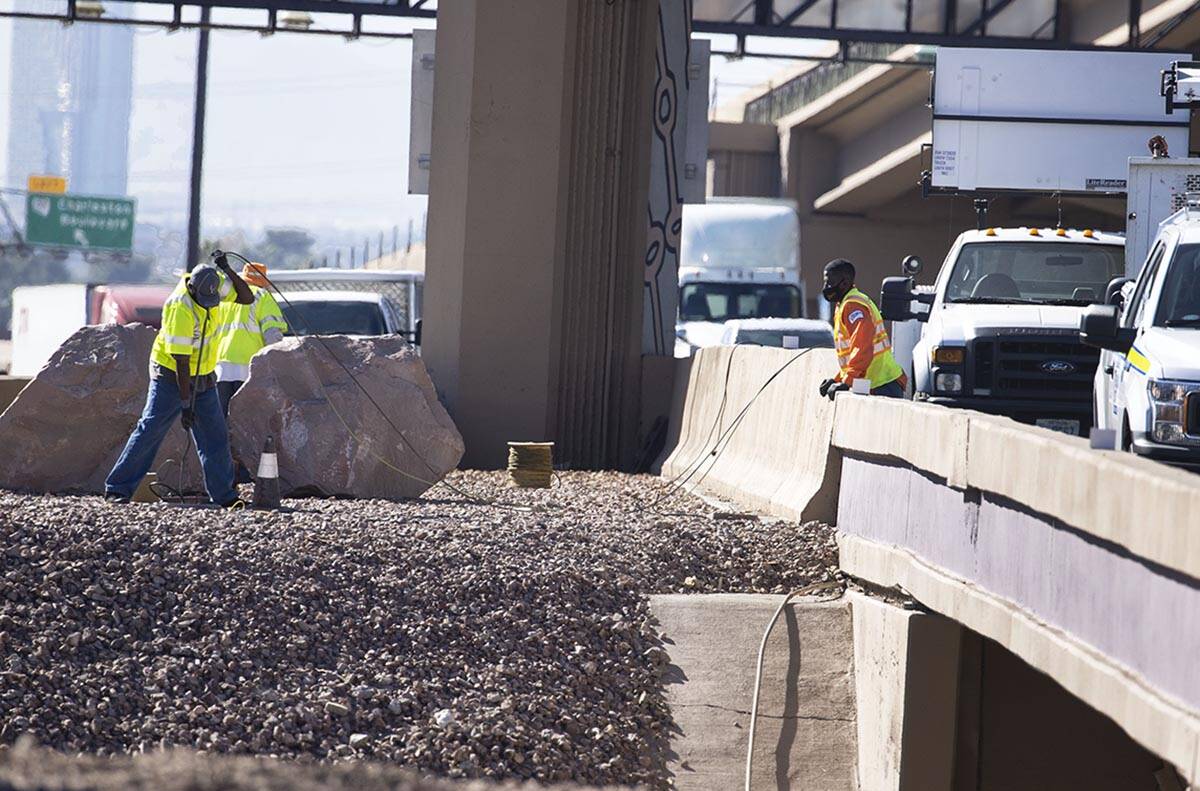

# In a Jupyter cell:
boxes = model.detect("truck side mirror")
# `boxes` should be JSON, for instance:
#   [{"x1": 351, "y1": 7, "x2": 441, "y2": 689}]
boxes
[
  {"x1": 881, "y1": 277, "x2": 928, "y2": 322},
  {"x1": 901, "y1": 255, "x2": 923, "y2": 276},
  {"x1": 1079, "y1": 305, "x2": 1135, "y2": 352},
  {"x1": 1104, "y1": 276, "x2": 1133, "y2": 308}
]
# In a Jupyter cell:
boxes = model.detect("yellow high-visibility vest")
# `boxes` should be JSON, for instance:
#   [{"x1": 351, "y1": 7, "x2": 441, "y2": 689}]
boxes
[
  {"x1": 833, "y1": 288, "x2": 904, "y2": 389},
  {"x1": 150, "y1": 272, "x2": 233, "y2": 376},
  {"x1": 214, "y1": 287, "x2": 288, "y2": 382}
]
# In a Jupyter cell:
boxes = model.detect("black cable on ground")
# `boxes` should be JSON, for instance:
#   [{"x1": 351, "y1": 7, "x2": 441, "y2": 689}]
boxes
[
  {"x1": 220, "y1": 251, "x2": 504, "y2": 508},
  {"x1": 637, "y1": 347, "x2": 819, "y2": 513},
  {"x1": 219, "y1": 249, "x2": 820, "y2": 518}
]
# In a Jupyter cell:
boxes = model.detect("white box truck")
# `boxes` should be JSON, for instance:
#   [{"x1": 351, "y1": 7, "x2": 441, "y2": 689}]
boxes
[
  {"x1": 10, "y1": 283, "x2": 172, "y2": 376},
  {"x1": 675, "y1": 200, "x2": 808, "y2": 357}
]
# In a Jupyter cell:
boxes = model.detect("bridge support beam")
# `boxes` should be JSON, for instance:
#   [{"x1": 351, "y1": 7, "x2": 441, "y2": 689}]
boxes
[
  {"x1": 423, "y1": 0, "x2": 658, "y2": 469},
  {"x1": 850, "y1": 591, "x2": 961, "y2": 791}
]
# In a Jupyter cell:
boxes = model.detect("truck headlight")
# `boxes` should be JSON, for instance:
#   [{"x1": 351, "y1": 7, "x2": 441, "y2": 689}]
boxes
[
  {"x1": 935, "y1": 372, "x2": 963, "y2": 393},
  {"x1": 1150, "y1": 380, "x2": 1189, "y2": 401},
  {"x1": 1148, "y1": 379, "x2": 1195, "y2": 445},
  {"x1": 1153, "y1": 423, "x2": 1187, "y2": 443}
]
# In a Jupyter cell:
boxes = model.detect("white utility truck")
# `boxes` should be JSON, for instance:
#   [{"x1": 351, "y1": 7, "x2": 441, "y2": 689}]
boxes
[
  {"x1": 278, "y1": 290, "x2": 407, "y2": 338},
  {"x1": 1081, "y1": 205, "x2": 1200, "y2": 468},
  {"x1": 265, "y1": 268, "x2": 423, "y2": 344},
  {"x1": 675, "y1": 200, "x2": 806, "y2": 358},
  {"x1": 882, "y1": 46, "x2": 1186, "y2": 435},
  {"x1": 883, "y1": 229, "x2": 1125, "y2": 435}
]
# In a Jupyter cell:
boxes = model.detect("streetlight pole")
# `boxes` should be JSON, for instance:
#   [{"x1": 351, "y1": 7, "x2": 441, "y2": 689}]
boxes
[{"x1": 185, "y1": 6, "x2": 211, "y2": 272}]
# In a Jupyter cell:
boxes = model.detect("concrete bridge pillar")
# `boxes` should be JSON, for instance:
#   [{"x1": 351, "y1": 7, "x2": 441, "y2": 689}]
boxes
[
  {"x1": 423, "y1": 0, "x2": 659, "y2": 469},
  {"x1": 851, "y1": 592, "x2": 961, "y2": 791}
]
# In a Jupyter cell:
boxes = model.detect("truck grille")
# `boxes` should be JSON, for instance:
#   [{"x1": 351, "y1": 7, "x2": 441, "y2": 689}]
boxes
[{"x1": 972, "y1": 336, "x2": 1099, "y2": 401}]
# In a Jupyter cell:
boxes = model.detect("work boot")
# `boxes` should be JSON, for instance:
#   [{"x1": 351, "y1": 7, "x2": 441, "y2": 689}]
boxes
[{"x1": 104, "y1": 491, "x2": 130, "y2": 505}]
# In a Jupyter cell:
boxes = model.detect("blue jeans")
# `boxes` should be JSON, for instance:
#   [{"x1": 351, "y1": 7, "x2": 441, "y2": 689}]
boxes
[
  {"x1": 105, "y1": 375, "x2": 237, "y2": 504},
  {"x1": 871, "y1": 379, "x2": 906, "y2": 398}
]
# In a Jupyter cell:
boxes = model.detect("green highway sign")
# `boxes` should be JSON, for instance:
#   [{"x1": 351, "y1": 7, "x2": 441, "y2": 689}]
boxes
[{"x1": 25, "y1": 192, "x2": 136, "y2": 251}]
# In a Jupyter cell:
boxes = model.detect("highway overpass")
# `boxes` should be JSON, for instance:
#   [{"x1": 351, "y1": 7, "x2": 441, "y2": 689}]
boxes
[
  {"x1": 661, "y1": 345, "x2": 1200, "y2": 790},
  {"x1": 709, "y1": 0, "x2": 1200, "y2": 315}
]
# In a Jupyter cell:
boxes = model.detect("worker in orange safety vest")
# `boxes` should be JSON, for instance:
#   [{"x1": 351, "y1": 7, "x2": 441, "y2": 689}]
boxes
[{"x1": 817, "y1": 259, "x2": 908, "y2": 400}]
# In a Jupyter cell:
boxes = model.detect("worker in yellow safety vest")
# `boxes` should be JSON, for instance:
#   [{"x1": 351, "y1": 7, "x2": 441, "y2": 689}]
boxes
[
  {"x1": 214, "y1": 262, "x2": 289, "y2": 415},
  {"x1": 104, "y1": 256, "x2": 254, "y2": 506},
  {"x1": 817, "y1": 258, "x2": 907, "y2": 400}
]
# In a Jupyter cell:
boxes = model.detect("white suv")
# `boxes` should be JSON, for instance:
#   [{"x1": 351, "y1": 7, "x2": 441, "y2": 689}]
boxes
[{"x1": 1081, "y1": 208, "x2": 1200, "y2": 468}]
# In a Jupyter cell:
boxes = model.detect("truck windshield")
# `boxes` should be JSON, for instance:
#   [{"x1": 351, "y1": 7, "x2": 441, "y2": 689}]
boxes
[
  {"x1": 282, "y1": 301, "x2": 386, "y2": 336},
  {"x1": 679, "y1": 283, "x2": 802, "y2": 322},
  {"x1": 1157, "y1": 243, "x2": 1200, "y2": 327},
  {"x1": 944, "y1": 242, "x2": 1124, "y2": 305}
]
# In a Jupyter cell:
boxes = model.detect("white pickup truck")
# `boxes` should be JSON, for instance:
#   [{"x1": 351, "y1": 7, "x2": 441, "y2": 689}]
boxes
[
  {"x1": 881, "y1": 227, "x2": 1126, "y2": 436},
  {"x1": 266, "y1": 268, "x2": 422, "y2": 342},
  {"x1": 1080, "y1": 207, "x2": 1200, "y2": 468}
]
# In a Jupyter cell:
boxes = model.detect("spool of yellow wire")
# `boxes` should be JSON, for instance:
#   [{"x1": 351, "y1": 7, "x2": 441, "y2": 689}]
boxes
[{"x1": 507, "y1": 442, "x2": 554, "y2": 488}]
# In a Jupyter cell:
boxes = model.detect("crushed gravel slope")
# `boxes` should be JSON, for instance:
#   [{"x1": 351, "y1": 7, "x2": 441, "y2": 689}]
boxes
[{"x1": 0, "y1": 472, "x2": 838, "y2": 788}]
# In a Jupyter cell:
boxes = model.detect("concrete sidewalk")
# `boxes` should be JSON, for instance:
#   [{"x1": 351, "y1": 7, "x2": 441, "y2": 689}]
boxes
[{"x1": 650, "y1": 593, "x2": 856, "y2": 791}]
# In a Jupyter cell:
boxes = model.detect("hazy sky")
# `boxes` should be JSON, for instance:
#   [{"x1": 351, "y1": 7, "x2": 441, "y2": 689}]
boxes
[{"x1": 0, "y1": 6, "x2": 805, "y2": 255}]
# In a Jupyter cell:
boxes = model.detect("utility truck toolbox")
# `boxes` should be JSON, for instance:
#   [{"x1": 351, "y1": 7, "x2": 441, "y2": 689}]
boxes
[
  {"x1": 883, "y1": 228, "x2": 1125, "y2": 436},
  {"x1": 1082, "y1": 205, "x2": 1200, "y2": 468},
  {"x1": 929, "y1": 48, "x2": 1188, "y2": 194}
]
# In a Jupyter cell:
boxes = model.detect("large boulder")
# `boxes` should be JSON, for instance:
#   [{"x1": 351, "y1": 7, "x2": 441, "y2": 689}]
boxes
[
  {"x1": 227, "y1": 336, "x2": 463, "y2": 500},
  {"x1": 0, "y1": 324, "x2": 203, "y2": 495}
]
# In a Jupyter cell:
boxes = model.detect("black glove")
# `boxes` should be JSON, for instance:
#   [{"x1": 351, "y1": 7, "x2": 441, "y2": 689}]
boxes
[
  {"x1": 818, "y1": 377, "x2": 837, "y2": 397},
  {"x1": 180, "y1": 406, "x2": 195, "y2": 431},
  {"x1": 825, "y1": 382, "x2": 850, "y2": 401},
  {"x1": 212, "y1": 251, "x2": 233, "y2": 273}
]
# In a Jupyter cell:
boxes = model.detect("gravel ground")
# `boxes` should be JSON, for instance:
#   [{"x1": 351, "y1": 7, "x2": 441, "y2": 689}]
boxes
[
  {"x1": 0, "y1": 471, "x2": 839, "y2": 788},
  {"x1": 0, "y1": 741, "x2": 610, "y2": 791}
]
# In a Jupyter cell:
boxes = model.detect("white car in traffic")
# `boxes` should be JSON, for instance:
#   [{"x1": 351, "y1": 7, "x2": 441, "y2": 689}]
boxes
[
  {"x1": 1081, "y1": 207, "x2": 1200, "y2": 468},
  {"x1": 718, "y1": 318, "x2": 833, "y2": 350}
]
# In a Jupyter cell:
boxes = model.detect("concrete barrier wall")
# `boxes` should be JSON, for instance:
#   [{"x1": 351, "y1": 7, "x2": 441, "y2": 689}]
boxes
[
  {"x1": 659, "y1": 345, "x2": 1200, "y2": 783},
  {"x1": 659, "y1": 346, "x2": 840, "y2": 523}
]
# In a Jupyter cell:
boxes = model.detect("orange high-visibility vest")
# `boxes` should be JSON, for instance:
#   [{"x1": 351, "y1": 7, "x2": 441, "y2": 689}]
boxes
[{"x1": 833, "y1": 288, "x2": 904, "y2": 389}]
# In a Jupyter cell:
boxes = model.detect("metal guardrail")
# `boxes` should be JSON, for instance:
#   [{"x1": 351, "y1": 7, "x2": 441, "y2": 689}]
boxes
[{"x1": 744, "y1": 43, "x2": 934, "y2": 125}]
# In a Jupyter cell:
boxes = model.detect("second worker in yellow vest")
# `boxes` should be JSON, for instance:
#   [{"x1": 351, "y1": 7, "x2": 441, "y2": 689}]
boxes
[
  {"x1": 817, "y1": 258, "x2": 907, "y2": 401},
  {"x1": 214, "y1": 261, "x2": 289, "y2": 415}
]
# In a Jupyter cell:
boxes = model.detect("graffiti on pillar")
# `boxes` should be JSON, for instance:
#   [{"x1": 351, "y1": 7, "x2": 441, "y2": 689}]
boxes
[{"x1": 643, "y1": 0, "x2": 691, "y2": 356}]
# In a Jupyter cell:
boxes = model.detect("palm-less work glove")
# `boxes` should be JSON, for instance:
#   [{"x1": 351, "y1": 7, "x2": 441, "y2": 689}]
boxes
[
  {"x1": 180, "y1": 406, "x2": 195, "y2": 431},
  {"x1": 825, "y1": 382, "x2": 850, "y2": 401},
  {"x1": 818, "y1": 377, "x2": 837, "y2": 397}
]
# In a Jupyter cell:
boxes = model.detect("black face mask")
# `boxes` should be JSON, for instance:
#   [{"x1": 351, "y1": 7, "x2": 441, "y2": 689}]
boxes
[{"x1": 822, "y1": 281, "x2": 843, "y2": 303}]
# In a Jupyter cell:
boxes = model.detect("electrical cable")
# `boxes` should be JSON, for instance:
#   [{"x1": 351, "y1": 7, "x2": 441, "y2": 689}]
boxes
[
  {"x1": 506, "y1": 443, "x2": 554, "y2": 488},
  {"x1": 638, "y1": 347, "x2": 820, "y2": 513},
  {"x1": 220, "y1": 250, "x2": 508, "y2": 508},
  {"x1": 215, "y1": 250, "x2": 823, "y2": 516},
  {"x1": 743, "y1": 581, "x2": 843, "y2": 791}
]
